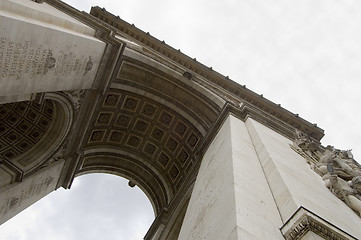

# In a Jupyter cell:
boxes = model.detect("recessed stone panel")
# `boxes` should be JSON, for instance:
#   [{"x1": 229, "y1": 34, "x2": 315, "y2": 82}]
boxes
[
  {"x1": 2, "y1": 147, "x2": 20, "y2": 159},
  {"x1": 187, "y1": 132, "x2": 200, "y2": 149},
  {"x1": 107, "y1": 130, "x2": 124, "y2": 143},
  {"x1": 27, "y1": 128, "x2": 44, "y2": 142},
  {"x1": 0, "y1": 123, "x2": 9, "y2": 136},
  {"x1": 122, "y1": 96, "x2": 140, "y2": 112},
  {"x1": 36, "y1": 116, "x2": 51, "y2": 129},
  {"x1": 114, "y1": 113, "x2": 132, "y2": 129},
  {"x1": 158, "y1": 152, "x2": 170, "y2": 168},
  {"x1": 3, "y1": 131, "x2": 21, "y2": 144},
  {"x1": 159, "y1": 111, "x2": 174, "y2": 127},
  {"x1": 141, "y1": 103, "x2": 157, "y2": 119},
  {"x1": 133, "y1": 119, "x2": 150, "y2": 134},
  {"x1": 0, "y1": 105, "x2": 11, "y2": 119},
  {"x1": 177, "y1": 148, "x2": 189, "y2": 166},
  {"x1": 151, "y1": 127, "x2": 165, "y2": 142},
  {"x1": 25, "y1": 109, "x2": 40, "y2": 123},
  {"x1": 5, "y1": 112, "x2": 21, "y2": 126},
  {"x1": 16, "y1": 119, "x2": 31, "y2": 134},
  {"x1": 143, "y1": 141, "x2": 157, "y2": 157},
  {"x1": 84, "y1": 89, "x2": 206, "y2": 196},
  {"x1": 0, "y1": 100, "x2": 54, "y2": 161},
  {"x1": 174, "y1": 120, "x2": 188, "y2": 137},
  {"x1": 103, "y1": 94, "x2": 121, "y2": 108},
  {"x1": 126, "y1": 135, "x2": 142, "y2": 149},
  {"x1": 14, "y1": 139, "x2": 32, "y2": 152},
  {"x1": 95, "y1": 112, "x2": 113, "y2": 126},
  {"x1": 14, "y1": 102, "x2": 28, "y2": 115},
  {"x1": 89, "y1": 130, "x2": 106, "y2": 143},
  {"x1": 165, "y1": 136, "x2": 179, "y2": 153}
]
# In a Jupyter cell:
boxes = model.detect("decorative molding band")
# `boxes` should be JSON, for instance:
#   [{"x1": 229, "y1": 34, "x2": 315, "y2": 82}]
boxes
[
  {"x1": 89, "y1": 6, "x2": 325, "y2": 142},
  {"x1": 280, "y1": 207, "x2": 357, "y2": 240}
]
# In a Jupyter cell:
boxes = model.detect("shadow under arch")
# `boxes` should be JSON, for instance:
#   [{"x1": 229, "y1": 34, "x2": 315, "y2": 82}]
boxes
[
  {"x1": 78, "y1": 148, "x2": 172, "y2": 217},
  {"x1": 0, "y1": 92, "x2": 74, "y2": 181}
]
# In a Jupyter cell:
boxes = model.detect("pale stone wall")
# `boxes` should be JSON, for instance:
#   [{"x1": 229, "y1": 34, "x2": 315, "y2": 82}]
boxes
[
  {"x1": 0, "y1": 160, "x2": 65, "y2": 225},
  {"x1": 245, "y1": 118, "x2": 361, "y2": 238},
  {"x1": 178, "y1": 115, "x2": 283, "y2": 240},
  {"x1": 0, "y1": 167, "x2": 15, "y2": 189},
  {"x1": 179, "y1": 115, "x2": 361, "y2": 239},
  {"x1": 0, "y1": 0, "x2": 106, "y2": 103}
]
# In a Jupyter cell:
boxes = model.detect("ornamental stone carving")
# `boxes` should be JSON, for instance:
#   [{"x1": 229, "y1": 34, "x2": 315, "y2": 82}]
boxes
[
  {"x1": 65, "y1": 90, "x2": 85, "y2": 112},
  {"x1": 292, "y1": 131, "x2": 361, "y2": 217},
  {"x1": 281, "y1": 207, "x2": 358, "y2": 240}
]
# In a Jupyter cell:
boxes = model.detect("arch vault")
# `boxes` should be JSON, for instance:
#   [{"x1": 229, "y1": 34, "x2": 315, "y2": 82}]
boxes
[{"x1": 1, "y1": 1, "x2": 361, "y2": 240}]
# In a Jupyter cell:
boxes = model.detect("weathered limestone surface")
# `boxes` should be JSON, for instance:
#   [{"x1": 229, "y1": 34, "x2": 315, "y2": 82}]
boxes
[
  {"x1": 178, "y1": 115, "x2": 283, "y2": 240},
  {"x1": 245, "y1": 118, "x2": 361, "y2": 238},
  {"x1": 1, "y1": 1, "x2": 358, "y2": 239},
  {"x1": 0, "y1": 0, "x2": 106, "y2": 103},
  {"x1": 0, "y1": 167, "x2": 13, "y2": 189},
  {"x1": 0, "y1": 160, "x2": 64, "y2": 225}
]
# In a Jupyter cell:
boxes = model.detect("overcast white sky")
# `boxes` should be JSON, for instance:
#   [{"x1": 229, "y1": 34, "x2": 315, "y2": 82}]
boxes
[{"x1": 1, "y1": 0, "x2": 361, "y2": 239}]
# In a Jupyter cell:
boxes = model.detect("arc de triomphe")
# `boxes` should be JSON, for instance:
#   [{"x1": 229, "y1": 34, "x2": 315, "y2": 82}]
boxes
[{"x1": 1, "y1": 1, "x2": 361, "y2": 239}]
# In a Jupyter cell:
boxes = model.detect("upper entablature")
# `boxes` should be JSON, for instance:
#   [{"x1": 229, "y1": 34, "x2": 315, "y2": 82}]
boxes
[{"x1": 89, "y1": 6, "x2": 324, "y2": 141}]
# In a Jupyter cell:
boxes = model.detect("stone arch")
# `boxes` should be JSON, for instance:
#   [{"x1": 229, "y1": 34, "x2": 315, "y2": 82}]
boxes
[
  {"x1": 77, "y1": 148, "x2": 172, "y2": 216},
  {"x1": 0, "y1": 92, "x2": 74, "y2": 184},
  {"x1": 155, "y1": 182, "x2": 194, "y2": 240},
  {"x1": 0, "y1": 173, "x2": 155, "y2": 239}
]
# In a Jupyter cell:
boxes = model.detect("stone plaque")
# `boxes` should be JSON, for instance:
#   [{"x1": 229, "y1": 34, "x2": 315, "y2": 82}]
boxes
[
  {"x1": 0, "y1": 160, "x2": 65, "y2": 225},
  {"x1": 0, "y1": 3, "x2": 106, "y2": 97}
]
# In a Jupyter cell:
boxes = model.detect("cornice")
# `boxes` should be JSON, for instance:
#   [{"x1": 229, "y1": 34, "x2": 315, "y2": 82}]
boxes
[
  {"x1": 280, "y1": 207, "x2": 357, "y2": 240},
  {"x1": 89, "y1": 6, "x2": 324, "y2": 141}
]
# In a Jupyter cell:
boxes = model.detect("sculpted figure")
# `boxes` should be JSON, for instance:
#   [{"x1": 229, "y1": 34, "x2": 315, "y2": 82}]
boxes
[
  {"x1": 319, "y1": 173, "x2": 361, "y2": 216},
  {"x1": 318, "y1": 146, "x2": 357, "y2": 180},
  {"x1": 351, "y1": 176, "x2": 361, "y2": 196},
  {"x1": 294, "y1": 130, "x2": 319, "y2": 152},
  {"x1": 294, "y1": 130, "x2": 309, "y2": 149},
  {"x1": 341, "y1": 150, "x2": 361, "y2": 176},
  {"x1": 293, "y1": 130, "x2": 320, "y2": 163},
  {"x1": 293, "y1": 130, "x2": 361, "y2": 217},
  {"x1": 328, "y1": 175, "x2": 351, "y2": 204},
  {"x1": 346, "y1": 176, "x2": 361, "y2": 216},
  {"x1": 317, "y1": 146, "x2": 361, "y2": 216}
]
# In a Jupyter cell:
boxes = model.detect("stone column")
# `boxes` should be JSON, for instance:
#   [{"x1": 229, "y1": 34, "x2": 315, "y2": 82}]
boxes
[
  {"x1": 179, "y1": 115, "x2": 361, "y2": 239},
  {"x1": 0, "y1": 0, "x2": 106, "y2": 104},
  {"x1": 0, "y1": 160, "x2": 64, "y2": 225},
  {"x1": 178, "y1": 114, "x2": 283, "y2": 240},
  {"x1": 245, "y1": 118, "x2": 361, "y2": 239}
]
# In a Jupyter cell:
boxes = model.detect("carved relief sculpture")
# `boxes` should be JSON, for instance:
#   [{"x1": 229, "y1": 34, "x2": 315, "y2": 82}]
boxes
[{"x1": 292, "y1": 131, "x2": 361, "y2": 217}]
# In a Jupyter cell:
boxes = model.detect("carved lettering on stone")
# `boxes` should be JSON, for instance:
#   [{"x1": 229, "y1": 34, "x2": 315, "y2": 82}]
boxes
[
  {"x1": 0, "y1": 38, "x2": 94, "y2": 81},
  {"x1": 0, "y1": 176, "x2": 54, "y2": 215}
]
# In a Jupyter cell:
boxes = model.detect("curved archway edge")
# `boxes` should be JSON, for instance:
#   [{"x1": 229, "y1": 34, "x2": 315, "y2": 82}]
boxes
[{"x1": 0, "y1": 1, "x2": 337, "y2": 240}]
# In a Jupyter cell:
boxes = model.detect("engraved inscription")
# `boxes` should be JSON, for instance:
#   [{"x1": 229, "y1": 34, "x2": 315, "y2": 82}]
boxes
[
  {"x1": 0, "y1": 37, "x2": 93, "y2": 80},
  {"x1": 0, "y1": 176, "x2": 54, "y2": 215}
]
